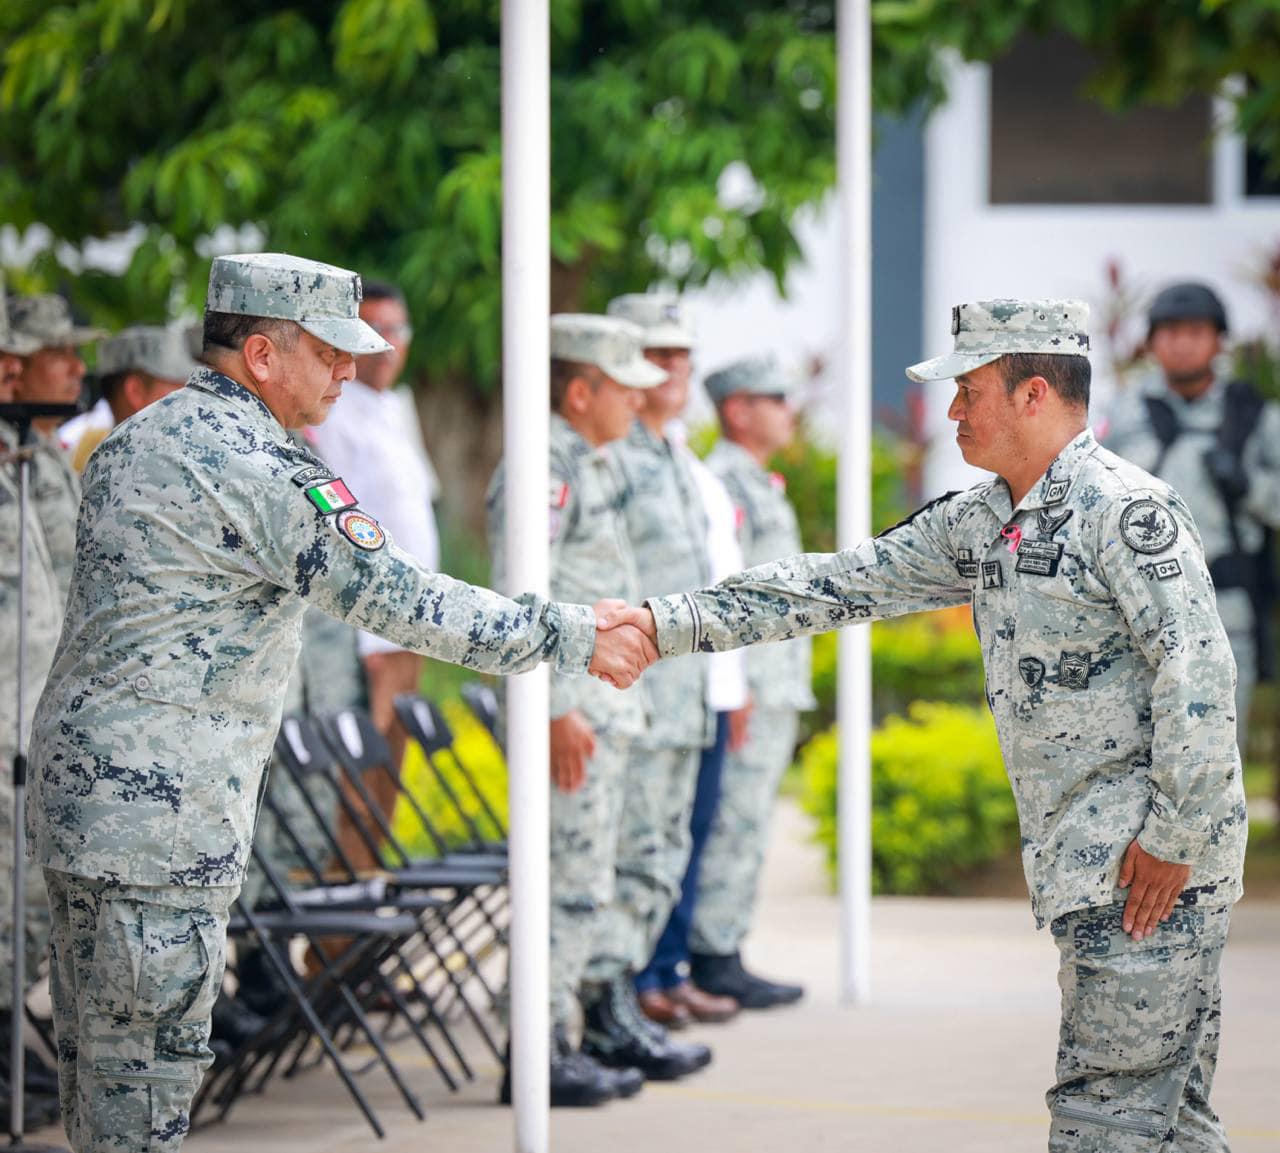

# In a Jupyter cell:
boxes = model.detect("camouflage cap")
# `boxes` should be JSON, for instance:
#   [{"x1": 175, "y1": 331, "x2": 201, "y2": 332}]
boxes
[
  {"x1": 906, "y1": 299, "x2": 1090, "y2": 383},
  {"x1": 703, "y1": 353, "x2": 793, "y2": 404},
  {"x1": 550, "y1": 314, "x2": 666, "y2": 389},
  {"x1": 96, "y1": 325, "x2": 201, "y2": 382},
  {"x1": 8, "y1": 293, "x2": 108, "y2": 351},
  {"x1": 0, "y1": 273, "x2": 40, "y2": 356},
  {"x1": 605, "y1": 293, "x2": 694, "y2": 350},
  {"x1": 206, "y1": 253, "x2": 393, "y2": 355}
]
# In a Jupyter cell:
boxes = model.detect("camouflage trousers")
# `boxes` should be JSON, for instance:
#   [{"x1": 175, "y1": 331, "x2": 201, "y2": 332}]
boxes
[
  {"x1": 0, "y1": 776, "x2": 49, "y2": 1010},
  {"x1": 586, "y1": 744, "x2": 701, "y2": 985},
  {"x1": 690, "y1": 706, "x2": 798, "y2": 957},
  {"x1": 44, "y1": 870, "x2": 234, "y2": 1153},
  {"x1": 542, "y1": 733, "x2": 629, "y2": 1027},
  {"x1": 1049, "y1": 901, "x2": 1231, "y2": 1152}
]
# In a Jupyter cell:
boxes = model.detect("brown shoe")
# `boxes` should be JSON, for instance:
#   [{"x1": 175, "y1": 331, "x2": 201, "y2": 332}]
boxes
[
  {"x1": 667, "y1": 981, "x2": 740, "y2": 1023},
  {"x1": 637, "y1": 987, "x2": 693, "y2": 1030}
]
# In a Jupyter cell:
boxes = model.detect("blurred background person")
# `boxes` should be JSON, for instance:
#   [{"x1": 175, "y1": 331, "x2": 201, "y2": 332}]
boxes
[
  {"x1": 309, "y1": 279, "x2": 441, "y2": 870},
  {"x1": 688, "y1": 355, "x2": 814, "y2": 1009},
  {"x1": 8, "y1": 294, "x2": 104, "y2": 600},
  {"x1": 70, "y1": 324, "x2": 198, "y2": 470},
  {"x1": 1103, "y1": 282, "x2": 1280, "y2": 741}
]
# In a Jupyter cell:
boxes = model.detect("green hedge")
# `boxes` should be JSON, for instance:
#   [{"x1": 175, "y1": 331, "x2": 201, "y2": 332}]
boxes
[{"x1": 799, "y1": 701, "x2": 1019, "y2": 895}]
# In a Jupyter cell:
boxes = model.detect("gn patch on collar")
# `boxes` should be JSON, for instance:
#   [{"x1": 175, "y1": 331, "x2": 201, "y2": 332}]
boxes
[{"x1": 336, "y1": 509, "x2": 386, "y2": 551}]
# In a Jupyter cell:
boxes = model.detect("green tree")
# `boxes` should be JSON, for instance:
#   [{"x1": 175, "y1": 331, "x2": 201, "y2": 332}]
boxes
[
  {"x1": 5, "y1": 0, "x2": 1280, "y2": 531},
  {"x1": 0, "y1": 0, "x2": 842, "y2": 531}
]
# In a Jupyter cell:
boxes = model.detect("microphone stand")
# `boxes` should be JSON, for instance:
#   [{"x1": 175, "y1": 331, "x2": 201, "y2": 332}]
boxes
[{"x1": 0, "y1": 402, "x2": 77, "y2": 1152}]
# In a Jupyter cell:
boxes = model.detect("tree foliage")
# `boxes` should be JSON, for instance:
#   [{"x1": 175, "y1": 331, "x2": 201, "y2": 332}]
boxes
[
  {"x1": 0, "y1": 0, "x2": 842, "y2": 388},
  {"x1": 2, "y1": 0, "x2": 1278, "y2": 391}
]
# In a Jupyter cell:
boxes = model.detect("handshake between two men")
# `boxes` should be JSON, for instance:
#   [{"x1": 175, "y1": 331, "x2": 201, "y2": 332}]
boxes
[{"x1": 585, "y1": 599, "x2": 661, "y2": 689}]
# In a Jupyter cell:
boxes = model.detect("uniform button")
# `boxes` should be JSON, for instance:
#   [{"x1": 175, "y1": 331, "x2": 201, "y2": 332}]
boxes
[{"x1": 134, "y1": 674, "x2": 152, "y2": 692}]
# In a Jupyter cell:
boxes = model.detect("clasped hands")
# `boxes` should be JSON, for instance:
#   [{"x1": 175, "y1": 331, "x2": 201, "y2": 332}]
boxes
[{"x1": 586, "y1": 599, "x2": 659, "y2": 689}]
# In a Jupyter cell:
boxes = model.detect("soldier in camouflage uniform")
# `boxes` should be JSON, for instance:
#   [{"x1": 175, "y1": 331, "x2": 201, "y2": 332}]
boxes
[
  {"x1": 69, "y1": 325, "x2": 197, "y2": 471},
  {"x1": 0, "y1": 276, "x2": 64, "y2": 1125},
  {"x1": 686, "y1": 354, "x2": 815, "y2": 1009},
  {"x1": 488, "y1": 313, "x2": 696, "y2": 1106},
  {"x1": 1103, "y1": 282, "x2": 1280, "y2": 740},
  {"x1": 27, "y1": 256, "x2": 653, "y2": 1152},
  {"x1": 8, "y1": 295, "x2": 106, "y2": 600},
  {"x1": 608, "y1": 299, "x2": 1246, "y2": 1152},
  {"x1": 575, "y1": 293, "x2": 727, "y2": 1052}
]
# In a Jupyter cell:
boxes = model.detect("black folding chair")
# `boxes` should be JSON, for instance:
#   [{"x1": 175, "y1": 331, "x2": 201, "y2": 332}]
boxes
[
  {"x1": 195, "y1": 870, "x2": 423, "y2": 1138},
  {"x1": 277, "y1": 714, "x2": 508, "y2": 1061},
  {"x1": 394, "y1": 693, "x2": 507, "y2": 852}
]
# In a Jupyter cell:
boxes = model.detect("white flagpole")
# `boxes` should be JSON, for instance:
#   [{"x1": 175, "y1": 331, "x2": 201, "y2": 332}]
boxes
[
  {"x1": 501, "y1": 0, "x2": 551, "y2": 1147},
  {"x1": 836, "y1": 0, "x2": 874, "y2": 1006}
]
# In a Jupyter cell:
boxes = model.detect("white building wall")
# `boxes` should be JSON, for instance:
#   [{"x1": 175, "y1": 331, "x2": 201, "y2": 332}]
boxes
[{"x1": 922, "y1": 62, "x2": 1280, "y2": 496}]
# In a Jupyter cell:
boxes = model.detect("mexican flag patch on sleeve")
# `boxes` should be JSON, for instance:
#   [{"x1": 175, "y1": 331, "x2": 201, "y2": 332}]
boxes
[{"x1": 304, "y1": 478, "x2": 358, "y2": 515}]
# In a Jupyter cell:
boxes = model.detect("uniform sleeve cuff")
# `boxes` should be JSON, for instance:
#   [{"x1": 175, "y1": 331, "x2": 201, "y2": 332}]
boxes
[
  {"x1": 1137, "y1": 809, "x2": 1210, "y2": 865},
  {"x1": 550, "y1": 601, "x2": 596, "y2": 675},
  {"x1": 645, "y1": 594, "x2": 696, "y2": 658}
]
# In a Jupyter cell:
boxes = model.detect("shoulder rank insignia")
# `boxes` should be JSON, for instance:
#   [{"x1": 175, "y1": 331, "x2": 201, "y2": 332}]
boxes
[
  {"x1": 1119, "y1": 499, "x2": 1178, "y2": 554},
  {"x1": 335, "y1": 509, "x2": 386, "y2": 551},
  {"x1": 305, "y1": 478, "x2": 357, "y2": 515}
]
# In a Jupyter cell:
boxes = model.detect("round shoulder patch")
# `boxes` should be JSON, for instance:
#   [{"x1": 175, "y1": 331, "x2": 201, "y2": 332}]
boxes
[
  {"x1": 1119, "y1": 498, "x2": 1178, "y2": 554},
  {"x1": 336, "y1": 509, "x2": 386, "y2": 552}
]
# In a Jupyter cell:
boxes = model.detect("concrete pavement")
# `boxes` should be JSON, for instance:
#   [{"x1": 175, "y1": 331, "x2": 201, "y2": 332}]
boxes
[{"x1": 33, "y1": 800, "x2": 1280, "y2": 1151}]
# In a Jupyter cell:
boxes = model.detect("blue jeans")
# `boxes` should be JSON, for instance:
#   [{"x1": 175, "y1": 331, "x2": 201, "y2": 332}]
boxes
[{"x1": 635, "y1": 712, "x2": 729, "y2": 991}]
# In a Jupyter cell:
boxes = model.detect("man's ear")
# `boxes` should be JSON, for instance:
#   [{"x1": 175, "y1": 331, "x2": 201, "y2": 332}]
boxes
[
  {"x1": 122, "y1": 373, "x2": 148, "y2": 416},
  {"x1": 720, "y1": 395, "x2": 746, "y2": 436},
  {"x1": 241, "y1": 333, "x2": 274, "y2": 384},
  {"x1": 1021, "y1": 374, "x2": 1051, "y2": 414},
  {"x1": 563, "y1": 372, "x2": 593, "y2": 417}
]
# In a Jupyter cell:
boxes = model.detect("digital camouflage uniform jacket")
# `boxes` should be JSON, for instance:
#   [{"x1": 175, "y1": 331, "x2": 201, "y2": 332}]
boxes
[
  {"x1": 29, "y1": 369, "x2": 597, "y2": 887},
  {"x1": 488, "y1": 413, "x2": 647, "y2": 736},
  {"x1": 614, "y1": 420, "x2": 714, "y2": 748},
  {"x1": 649, "y1": 430, "x2": 1247, "y2": 927},
  {"x1": 706, "y1": 439, "x2": 815, "y2": 712}
]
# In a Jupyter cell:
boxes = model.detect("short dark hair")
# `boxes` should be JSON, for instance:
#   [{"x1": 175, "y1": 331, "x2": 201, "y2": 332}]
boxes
[
  {"x1": 997, "y1": 352, "x2": 1090, "y2": 410},
  {"x1": 550, "y1": 359, "x2": 600, "y2": 411},
  {"x1": 361, "y1": 279, "x2": 406, "y2": 307},
  {"x1": 202, "y1": 310, "x2": 300, "y2": 357},
  {"x1": 96, "y1": 370, "x2": 129, "y2": 402}
]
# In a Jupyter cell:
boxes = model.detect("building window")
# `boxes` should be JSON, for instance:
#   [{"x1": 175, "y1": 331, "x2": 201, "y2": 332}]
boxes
[{"x1": 990, "y1": 34, "x2": 1212, "y2": 206}]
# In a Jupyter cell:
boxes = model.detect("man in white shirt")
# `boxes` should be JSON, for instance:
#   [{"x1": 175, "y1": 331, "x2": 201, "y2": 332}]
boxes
[{"x1": 309, "y1": 280, "x2": 441, "y2": 857}]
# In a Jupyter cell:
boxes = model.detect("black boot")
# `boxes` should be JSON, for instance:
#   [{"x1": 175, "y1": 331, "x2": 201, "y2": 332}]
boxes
[
  {"x1": 210, "y1": 989, "x2": 269, "y2": 1049},
  {"x1": 690, "y1": 951, "x2": 804, "y2": 1010},
  {"x1": 582, "y1": 979, "x2": 710, "y2": 1080},
  {"x1": 498, "y1": 1026, "x2": 621, "y2": 1108}
]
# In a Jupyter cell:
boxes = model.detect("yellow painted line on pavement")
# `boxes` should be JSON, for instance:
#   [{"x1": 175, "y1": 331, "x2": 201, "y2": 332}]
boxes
[{"x1": 647, "y1": 1085, "x2": 1280, "y2": 1141}]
